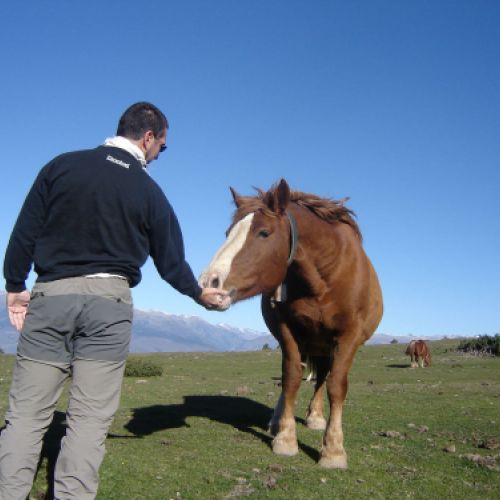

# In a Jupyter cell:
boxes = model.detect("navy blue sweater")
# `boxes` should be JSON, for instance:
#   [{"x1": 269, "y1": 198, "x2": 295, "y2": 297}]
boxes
[{"x1": 3, "y1": 146, "x2": 202, "y2": 300}]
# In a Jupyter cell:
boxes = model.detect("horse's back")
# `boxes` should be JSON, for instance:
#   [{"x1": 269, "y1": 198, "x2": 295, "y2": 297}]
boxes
[
  {"x1": 266, "y1": 215, "x2": 382, "y2": 350},
  {"x1": 406, "y1": 340, "x2": 428, "y2": 356},
  {"x1": 406, "y1": 340, "x2": 416, "y2": 355},
  {"x1": 324, "y1": 223, "x2": 383, "y2": 344},
  {"x1": 362, "y1": 255, "x2": 383, "y2": 341}
]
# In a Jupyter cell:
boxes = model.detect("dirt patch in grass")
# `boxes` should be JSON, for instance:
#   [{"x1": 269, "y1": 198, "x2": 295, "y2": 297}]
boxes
[{"x1": 460, "y1": 453, "x2": 500, "y2": 472}]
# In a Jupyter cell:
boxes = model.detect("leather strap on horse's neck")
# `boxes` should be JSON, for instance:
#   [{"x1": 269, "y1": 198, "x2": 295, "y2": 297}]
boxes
[
  {"x1": 286, "y1": 212, "x2": 299, "y2": 265},
  {"x1": 272, "y1": 212, "x2": 299, "y2": 306}
]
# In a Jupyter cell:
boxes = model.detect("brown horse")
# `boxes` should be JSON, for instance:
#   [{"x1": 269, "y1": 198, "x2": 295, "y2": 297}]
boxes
[
  {"x1": 200, "y1": 179, "x2": 383, "y2": 468},
  {"x1": 406, "y1": 340, "x2": 432, "y2": 368}
]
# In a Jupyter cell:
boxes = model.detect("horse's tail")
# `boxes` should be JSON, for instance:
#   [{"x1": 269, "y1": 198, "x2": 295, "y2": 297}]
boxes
[
  {"x1": 301, "y1": 355, "x2": 316, "y2": 382},
  {"x1": 301, "y1": 355, "x2": 332, "y2": 384}
]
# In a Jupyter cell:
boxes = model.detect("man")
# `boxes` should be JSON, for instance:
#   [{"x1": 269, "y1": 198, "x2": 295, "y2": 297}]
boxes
[{"x1": 0, "y1": 102, "x2": 228, "y2": 500}]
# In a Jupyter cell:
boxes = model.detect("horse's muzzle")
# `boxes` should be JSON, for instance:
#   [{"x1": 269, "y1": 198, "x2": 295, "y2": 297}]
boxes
[
  {"x1": 199, "y1": 270, "x2": 222, "y2": 289},
  {"x1": 199, "y1": 270, "x2": 236, "y2": 310},
  {"x1": 216, "y1": 288, "x2": 236, "y2": 311}
]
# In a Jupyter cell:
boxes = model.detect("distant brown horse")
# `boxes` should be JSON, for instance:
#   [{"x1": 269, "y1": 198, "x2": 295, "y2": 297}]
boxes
[
  {"x1": 200, "y1": 179, "x2": 383, "y2": 468},
  {"x1": 406, "y1": 340, "x2": 431, "y2": 368}
]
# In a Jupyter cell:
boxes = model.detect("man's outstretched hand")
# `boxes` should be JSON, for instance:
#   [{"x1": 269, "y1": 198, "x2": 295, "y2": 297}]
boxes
[
  {"x1": 7, "y1": 290, "x2": 31, "y2": 331},
  {"x1": 198, "y1": 287, "x2": 232, "y2": 311}
]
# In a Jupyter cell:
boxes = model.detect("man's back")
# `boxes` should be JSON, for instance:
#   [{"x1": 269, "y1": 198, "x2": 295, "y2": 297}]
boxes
[
  {"x1": 6, "y1": 145, "x2": 169, "y2": 288},
  {"x1": 1, "y1": 101, "x2": 228, "y2": 500}
]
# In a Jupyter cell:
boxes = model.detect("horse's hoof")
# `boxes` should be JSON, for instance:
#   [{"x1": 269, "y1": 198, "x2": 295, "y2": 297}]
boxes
[
  {"x1": 306, "y1": 415, "x2": 327, "y2": 431},
  {"x1": 272, "y1": 437, "x2": 299, "y2": 456},
  {"x1": 318, "y1": 453, "x2": 348, "y2": 469}
]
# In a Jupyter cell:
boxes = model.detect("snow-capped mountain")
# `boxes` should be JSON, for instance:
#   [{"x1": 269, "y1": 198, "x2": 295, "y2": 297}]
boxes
[{"x1": 0, "y1": 292, "x2": 277, "y2": 353}]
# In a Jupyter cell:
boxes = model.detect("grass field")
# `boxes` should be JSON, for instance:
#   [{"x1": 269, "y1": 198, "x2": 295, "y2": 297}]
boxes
[{"x1": 0, "y1": 340, "x2": 499, "y2": 499}]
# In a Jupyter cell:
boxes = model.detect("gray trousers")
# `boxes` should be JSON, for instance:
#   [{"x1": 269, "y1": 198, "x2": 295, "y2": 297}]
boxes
[{"x1": 0, "y1": 277, "x2": 133, "y2": 500}]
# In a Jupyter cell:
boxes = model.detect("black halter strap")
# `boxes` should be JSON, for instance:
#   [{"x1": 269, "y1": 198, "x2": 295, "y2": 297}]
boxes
[
  {"x1": 286, "y1": 212, "x2": 299, "y2": 265},
  {"x1": 271, "y1": 212, "x2": 299, "y2": 306}
]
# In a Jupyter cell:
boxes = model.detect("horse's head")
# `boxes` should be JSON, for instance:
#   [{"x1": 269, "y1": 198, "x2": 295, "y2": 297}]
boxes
[
  {"x1": 200, "y1": 179, "x2": 294, "y2": 309},
  {"x1": 424, "y1": 352, "x2": 432, "y2": 367}
]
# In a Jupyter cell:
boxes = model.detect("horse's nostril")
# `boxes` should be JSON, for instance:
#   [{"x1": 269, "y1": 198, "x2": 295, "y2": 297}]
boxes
[{"x1": 211, "y1": 277, "x2": 220, "y2": 288}]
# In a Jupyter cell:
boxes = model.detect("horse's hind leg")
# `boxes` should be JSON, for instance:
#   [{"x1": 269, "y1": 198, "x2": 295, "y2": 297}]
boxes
[
  {"x1": 319, "y1": 337, "x2": 358, "y2": 469},
  {"x1": 305, "y1": 357, "x2": 329, "y2": 431}
]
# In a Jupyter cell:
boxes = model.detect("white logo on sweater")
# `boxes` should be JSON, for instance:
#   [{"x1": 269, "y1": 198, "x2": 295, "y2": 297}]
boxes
[{"x1": 106, "y1": 155, "x2": 130, "y2": 169}]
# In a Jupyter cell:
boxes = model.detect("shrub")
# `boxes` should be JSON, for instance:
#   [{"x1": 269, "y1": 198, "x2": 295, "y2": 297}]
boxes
[
  {"x1": 125, "y1": 357, "x2": 163, "y2": 377},
  {"x1": 457, "y1": 334, "x2": 499, "y2": 357}
]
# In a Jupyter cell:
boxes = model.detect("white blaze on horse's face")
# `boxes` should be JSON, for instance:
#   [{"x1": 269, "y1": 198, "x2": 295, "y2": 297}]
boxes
[{"x1": 200, "y1": 213, "x2": 255, "y2": 293}]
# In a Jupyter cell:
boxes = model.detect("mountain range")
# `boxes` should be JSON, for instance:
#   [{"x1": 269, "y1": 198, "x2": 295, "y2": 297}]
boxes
[
  {"x1": 0, "y1": 291, "x2": 278, "y2": 353},
  {"x1": 0, "y1": 291, "x2": 444, "y2": 353}
]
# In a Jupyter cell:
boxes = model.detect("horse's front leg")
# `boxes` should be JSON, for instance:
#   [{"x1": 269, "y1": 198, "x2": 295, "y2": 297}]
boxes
[
  {"x1": 305, "y1": 356, "x2": 330, "y2": 431},
  {"x1": 319, "y1": 336, "x2": 359, "y2": 469},
  {"x1": 268, "y1": 391, "x2": 283, "y2": 436},
  {"x1": 271, "y1": 325, "x2": 302, "y2": 456}
]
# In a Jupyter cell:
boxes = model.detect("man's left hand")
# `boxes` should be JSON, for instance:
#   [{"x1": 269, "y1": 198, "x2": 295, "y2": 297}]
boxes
[{"x1": 7, "y1": 290, "x2": 31, "y2": 331}]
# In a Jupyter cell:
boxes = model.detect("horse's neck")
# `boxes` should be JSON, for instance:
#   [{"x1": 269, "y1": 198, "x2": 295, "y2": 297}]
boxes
[
  {"x1": 293, "y1": 208, "x2": 353, "y2": 267},
  {"x1": 287, "y1": 208, "x2": 350, "y2": 295}
]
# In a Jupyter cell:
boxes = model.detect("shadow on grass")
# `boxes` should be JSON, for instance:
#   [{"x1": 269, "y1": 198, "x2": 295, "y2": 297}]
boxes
[
  {"x1": 120, "y1": 395, "x2": 319, "y2": 462},
  {"x1": 386, "y1": 364, "x2": 411, "y2": 368},
  {"x1": 0, "y1": 398, "x2": 319, "y2": 498}
]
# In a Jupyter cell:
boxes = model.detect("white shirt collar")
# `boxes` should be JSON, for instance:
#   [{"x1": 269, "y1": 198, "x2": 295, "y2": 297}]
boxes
[{"x1": 103, "y1": 136, "x2": 147, "y2": 168}]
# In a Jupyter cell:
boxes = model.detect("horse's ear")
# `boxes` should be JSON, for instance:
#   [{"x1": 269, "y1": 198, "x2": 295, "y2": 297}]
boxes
[
  {"x1": 230, "y1": 187, "x2": 242, "y2": 208},
  {"x1": 265, "y1": 178, "x2": 290, "y2": 214}
]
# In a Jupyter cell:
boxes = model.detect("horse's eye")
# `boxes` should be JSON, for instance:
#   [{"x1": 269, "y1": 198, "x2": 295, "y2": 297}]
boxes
[{"x1": 258, "y1": 230, "x2": 270, "y2": 239}]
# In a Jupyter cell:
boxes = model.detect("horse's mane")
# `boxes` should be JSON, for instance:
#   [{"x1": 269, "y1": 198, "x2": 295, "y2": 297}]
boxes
[{"x1": 232, "y1": 186, "x2": 362, "y2": 240}]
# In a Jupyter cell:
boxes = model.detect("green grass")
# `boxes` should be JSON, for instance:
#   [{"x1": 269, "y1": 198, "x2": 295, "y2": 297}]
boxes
[{"x1": 0, "y1": 340, "x2": 499, "y2": 499}]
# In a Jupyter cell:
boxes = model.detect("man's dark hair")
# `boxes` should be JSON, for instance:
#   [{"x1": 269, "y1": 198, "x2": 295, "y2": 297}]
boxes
[{"x1": 117, "y1": 102, "x2": 169, "y2": 139}]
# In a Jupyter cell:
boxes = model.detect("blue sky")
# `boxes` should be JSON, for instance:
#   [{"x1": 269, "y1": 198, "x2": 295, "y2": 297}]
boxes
[{"x1": 1, "y1": 1, "x2": 498, "y2": 337}]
